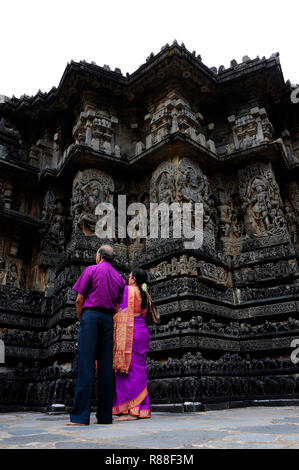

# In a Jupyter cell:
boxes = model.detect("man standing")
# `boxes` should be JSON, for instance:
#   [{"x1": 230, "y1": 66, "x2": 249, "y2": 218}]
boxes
[{"x1": 66, "y1": 245, "x2": 126, "y2": 425}]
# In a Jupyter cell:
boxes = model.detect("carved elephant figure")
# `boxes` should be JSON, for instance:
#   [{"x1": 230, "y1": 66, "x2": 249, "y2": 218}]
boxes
[
  {"x1": 9, "y1": 380, "x2": 24, "y2": 403},
  {"x1": 171, "y1": 378, "x2": 184, "y2": 399},
  {"x1": 27, "y1": 382, "x2": 38, "y2": 405},
  {"x1": 64, "y1": 379, "x2": 76, "y2": 403},
  {"x1": 230, "y1": 377, "x2": 244, "y2": 396},
  {"x1": 204, "y1": 377, "x2": 217, "y2": 397},
  {"x1": 41, "y1": 382, "x2": 49, "y2": 404},
  {"x1": 47, "y1": 381, "x2": 56, "y2": 404},
  {"x1": 279, "y1": 375, "x2": 296, "y2": 394},
  {"x1": 245, "y1": 377, "x2": 264, "y2": 396},
  {"x1": 0, "y1": 378, "x2": 7, "y2": 402},
  {"x1": 53, "y1": 378, "x2": 65, "y2": 403},
  {"x1": 183, "y1": 377, "x2": 199, "y2": 400},
  {"x1": 264, "y1": 376, "x2": 280, "y2": 395},
  {"x1": 213, "y1": 377, "x2": 223, "y2": 397},
  {"x1": 199, "y1": 377, "x2": 211, "y2": 397},
  {"x1": 200, "y1": 361, "x2": 210, "y2": 374},
  {"x1": 223, "y1": 377, "x2": 233, "y2": 397},
  {"x1": 148, "y1": 380, "x2": 170, "y2": 400},
  {"x1": 147, "y1": 381, "x2": 157, "y2": 399},
  {"x1": 159, "y1": 380, "x2": 173, "y2": 399},
  {"x1": 256, "y1": 378, "x2": 268, "y2": 396},
  {"x1": 213, "y1": 359, "x2": 223, "y2": 373}
]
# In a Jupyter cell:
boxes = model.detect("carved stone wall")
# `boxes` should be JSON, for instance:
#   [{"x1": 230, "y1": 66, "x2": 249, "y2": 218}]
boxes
[{"x1": 0, "y1": 44, "x2": 298, "y2": 411}]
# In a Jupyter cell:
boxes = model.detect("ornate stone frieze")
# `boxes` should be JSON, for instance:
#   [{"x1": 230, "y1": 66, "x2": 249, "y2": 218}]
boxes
[
  {"x1": 232, "y1": 243, "x2": 295, "y2": 267},
  {"x1": 233, "y1": 259, "x2": 299, "y2": 286},
  {"x1": 149, "y1": 277, "x2": 234, "y2": 304}
]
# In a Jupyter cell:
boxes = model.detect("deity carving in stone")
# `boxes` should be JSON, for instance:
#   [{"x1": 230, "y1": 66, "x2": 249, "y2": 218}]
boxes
[
  {"x1": 6, "y1": 263, "x2": 18, "y2": 286},
  {"x1": 41, "y1": 190, "x2": 66, "y2": 252},
  {"x1": 71, "y1": 168, "x2": 114, "y2": 235},
  {"x1": 238, "y1": 162, "x2": 286, "y2": 237},
  {"x1": 218, "y1": 197, "x2": 233, "y2": 238}
]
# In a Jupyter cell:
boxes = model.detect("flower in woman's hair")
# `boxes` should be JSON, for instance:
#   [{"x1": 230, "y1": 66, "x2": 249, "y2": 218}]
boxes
[{"x1": 141, "y1": 283, "x2": 147, "y2": 291}]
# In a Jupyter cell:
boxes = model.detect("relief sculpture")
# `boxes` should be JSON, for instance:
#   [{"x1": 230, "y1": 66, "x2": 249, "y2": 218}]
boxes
[{"x1": 71, "y1": 168, "x2": 114, "y2": 235}]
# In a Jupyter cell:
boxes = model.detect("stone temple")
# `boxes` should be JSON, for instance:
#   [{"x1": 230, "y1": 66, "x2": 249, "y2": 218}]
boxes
[{"x1": 0, "y1": 41, "x2": 299, "y2": 412}]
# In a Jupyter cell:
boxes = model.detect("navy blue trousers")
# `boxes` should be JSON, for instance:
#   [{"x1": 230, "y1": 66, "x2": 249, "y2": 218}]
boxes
[{"x1": 70, "y1": 308, "x2": 114, "y2": 424}]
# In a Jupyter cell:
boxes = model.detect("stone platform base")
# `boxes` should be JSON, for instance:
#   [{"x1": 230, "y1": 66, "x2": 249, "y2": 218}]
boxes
[
  {"x1": 2, "y1": 399, "x2": 299, "y2": 414},
  {"x1": 151, "y1": 399, "x2": 299, "y2": 413}
]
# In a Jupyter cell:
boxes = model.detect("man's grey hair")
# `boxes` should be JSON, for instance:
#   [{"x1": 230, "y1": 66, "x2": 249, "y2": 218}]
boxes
[{"x1": 96, "y1": 245, "x2": 114, "y2": 262}]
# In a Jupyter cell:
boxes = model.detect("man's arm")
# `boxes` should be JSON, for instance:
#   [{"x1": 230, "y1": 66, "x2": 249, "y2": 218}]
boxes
[{"x1": 76, "y1": 293, "x2": 84, "y2": 320}]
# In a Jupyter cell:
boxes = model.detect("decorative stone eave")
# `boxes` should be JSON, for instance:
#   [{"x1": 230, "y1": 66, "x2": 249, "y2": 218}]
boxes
[
  {"x1": 0, "y1": 208, "x2": 45, "y2": 233},
  {"x1": 219, "y1": 140, "x2": 299, "y2": 174},
  {"x1": 0, "y1": 45, "x2": 286, "y2": 120},
  {"x1": 54, "y1": 143, "x2": 129, "y2": 181},
  {"x1": 128, "y1": 131, "x2": 218, "y2": 172},
  {"x1": 218, "y1": 53, "x2": 283, "y2": 85},
  {"x1": 39, "y1": 134, "x2": 299, "y2": 184},
  {"x1": 129, "y1": 134, "x2": 298, "y2": 174},
  {"x1": 0, "y1": 156, "x2": 40, "y2": 179}
]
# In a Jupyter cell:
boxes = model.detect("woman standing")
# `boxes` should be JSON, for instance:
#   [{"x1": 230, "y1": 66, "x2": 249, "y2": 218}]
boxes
[{"x1": 112, "y1": 268, "x2": 159, "y2": 421}]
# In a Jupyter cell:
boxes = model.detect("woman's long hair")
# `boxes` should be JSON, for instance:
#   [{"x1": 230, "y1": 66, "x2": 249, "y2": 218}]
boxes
[{"x1": 131, "y1": 268, "x2": 148, "y2": 309}]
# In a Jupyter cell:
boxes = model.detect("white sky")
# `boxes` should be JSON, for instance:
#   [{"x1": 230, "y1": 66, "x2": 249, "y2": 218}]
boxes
[{"x1": 1, "y1": 0, "x2": 298, "y2": 98}]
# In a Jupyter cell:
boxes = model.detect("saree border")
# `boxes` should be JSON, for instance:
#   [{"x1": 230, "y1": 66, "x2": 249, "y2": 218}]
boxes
[
  {"x1": 112, "y1": 386, "x2": 148, "y2": 415},
  {"x1": 113, "y1": 286, "x2": 135, "y2": 373}
]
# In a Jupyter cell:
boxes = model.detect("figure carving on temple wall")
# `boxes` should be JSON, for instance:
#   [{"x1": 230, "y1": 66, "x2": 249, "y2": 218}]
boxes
[
  {"x1": 0, "y1": 180, "x2": 4, "y2": 207},
  {"x1": 178, "y1": 159, "x2": 210, "y2": 210},
  {"x1": 41, "y1": 189, "x2": 66, "y2": 252},
  {"x1": 284, "y1": 199, "x2": 297, "y2": 244},
  {"x1": 71, "y1": 168, "x2": 114, "y2": 235},
  {"x1": 217, "y1": 191, "x2": 233, "y2": 238},
  {"x1": 150, "y1": 162, "x2": 176, "y2": 204},
  {"x1": 177, "y1": 161, "x2": 206, "y2": 204},
  {"x1": 238, "y1": 162, "x2": 286, "y2": 237},
  {"x1": 44, "y1": 214, "x2": 65, "y2": 252},
  {"x1": 81, "y1": 181, "x2": 106, "y2": 233},
  {"x1": 149, "y1": 158, "x2": 215, "y2": 251},
  {"x1": 6, "y1": 263, "x2": 18, "y2": 286},
  {"x1": 250, "y1": 177, "x2": 272, "y2": 233},
  {"x1": 19, "y1": 268, "x2": 26, "y2": 289},
  {"x1": 157, "y1": 172, "x2": 176, "y2": 204},
  {"x1": 283, "y1": 181, "x2": 299, "y2": 246},
  {"x1": 0, "y1": 256, "x2": 5, "y2": 285}
]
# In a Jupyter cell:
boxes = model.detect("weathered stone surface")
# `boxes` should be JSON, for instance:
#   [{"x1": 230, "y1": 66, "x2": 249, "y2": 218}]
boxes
[{"x1": 0, "y1": 43, "x2": 298, "y2": 410}]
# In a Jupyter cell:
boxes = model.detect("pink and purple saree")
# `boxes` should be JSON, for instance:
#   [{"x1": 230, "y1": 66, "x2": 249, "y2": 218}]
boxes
[{"x1": 112, "y1": 285, "x2": 151, "y2": 418}]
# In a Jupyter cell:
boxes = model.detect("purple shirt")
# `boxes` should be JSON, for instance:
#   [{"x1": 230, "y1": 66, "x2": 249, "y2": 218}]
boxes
[{"x1": 73, "y1": 260, "x2": 126, "y2": 311}]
